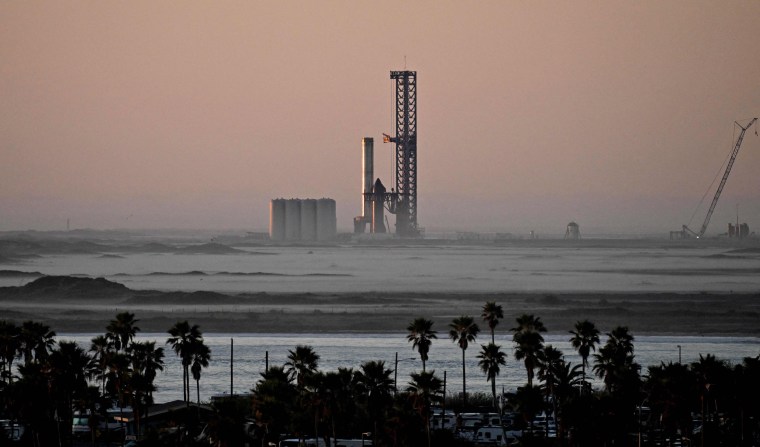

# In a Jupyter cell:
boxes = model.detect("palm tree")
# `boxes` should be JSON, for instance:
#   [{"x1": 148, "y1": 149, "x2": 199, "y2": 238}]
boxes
[
  {"x1": 592, "y1": 326, "x2": 638, "y2": 393},
  {"x1": 321, "y1": 367, "x2": 357, "y2": 444},
  {"x1": 406, "y1": 318, "x2": 437, "y2": 372},
  {"x1": 644, "y1": 362, "x2": 693, "y2": 437},
  {"x1": 536, "y1": 344, "x2": 564, "y2": 435},
  {"x1": 449, "y1": 315, "x2": 480, "y2": 408},
  {"x1": 18, "y1": 320, "x2": 56, "y2": 366},
  {"x1": 252, "y1": 366, "x2": 298, "y2": 445},
  {"x1": 691, "y1": 352, "x2": 730, "y2": 439},
  {"x1": 283, "y1": 345, "x2": 321, "y2": 443},
  {"x1": 355, "y1": 360, "x2": 394, "y2": 447},
  {"x1": 284, "y1": 345, "x2": 320, "y2": 388},
  {"x1": 47, "y1": 341, "x2": 92, "y2": 442},
  {"x1": 88, "y1": 334, "x2": 117, "y2": 442},
  {"x1": 481, "y1": 301, "x2": 504, "y2": 344},
  {"x1": 106, "y1": 312, "x2": 140, "y2": 352},
  {"x1": 166, "y1": 320, "x2": 202, "y2": 402},
  {"x1": 190, "y1": 342, "x2": 211, "y2": 404},
  {"x1": 513, "y1": 384, "x2": 545, "y2": 437},
  {"x1": 103, "y1": 351, "x2": 131, "y2": 428},
  {"x1": 407, "y1": 370, "x2": 443, "y2": 447},
  {"x1": 127, "y1": 340, "x2": 165, "y2": 437},
  {"x1": 89, "y1": 335, "x2": 112, "y2": 395},
  {"x1": 569, "y1": 319, "x2": 600, "y2": 393},
  {"x1": 511, "y1": 314, "x2": 546, "y2": 387},
  {"x1": 546, "y1": 361, "x2": 583, "y2": 441},
  {"x1": 477, "y1": 343, "x2": 507, "y2": 408},
  {"x1": 128, "y1": 341, "x2": 165, "y2": 400},
  {"x1": 0, "y1": 321, "x2": 20, "y2": 384}
]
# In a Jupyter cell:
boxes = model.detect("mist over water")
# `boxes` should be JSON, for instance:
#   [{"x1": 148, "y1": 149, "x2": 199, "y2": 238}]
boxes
[
  {"x1": 5, "y1": 238, "x2": 760, "y2": 403},
  {"x1": 3, "y1": 243, "x2": 760, "y2": 293}
]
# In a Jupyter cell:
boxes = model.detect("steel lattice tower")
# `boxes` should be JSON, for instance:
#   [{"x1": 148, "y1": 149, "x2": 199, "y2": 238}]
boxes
[{"x1": 389, "y1": 70, "x2": 418, "y2": 237}]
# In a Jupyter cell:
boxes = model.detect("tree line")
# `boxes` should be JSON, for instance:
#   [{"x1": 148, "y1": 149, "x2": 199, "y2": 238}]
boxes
[
  {"x1": 1, "y1": 304, "x2": 759, "y2": 446},
  {"x1": 250, "y1": 302, "x2": 760, "y2": 446},
  {"x1": 0, "y1": 313, "x2": 210, "y2": 446}
]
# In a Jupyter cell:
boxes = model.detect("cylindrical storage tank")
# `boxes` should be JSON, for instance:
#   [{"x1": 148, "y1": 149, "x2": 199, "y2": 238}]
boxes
[
  {"x1": 362, "y1": 137, "x2": 374, "y2": 219},
  {"x1": 269, "y1": 199, "x2": 286, "y2": 241},
  {"x1": 316, "y1": 198, "x2": 337, "y2": 241},
  {"x1": 284, "y1": 199, "x2": 302, "y2": 241},
  {"x1": 740, "y1": 223, "x2": 749, "y2": 238},
  {"x1": 300, "y1": 199, "x2": 318, "y2": 241}
]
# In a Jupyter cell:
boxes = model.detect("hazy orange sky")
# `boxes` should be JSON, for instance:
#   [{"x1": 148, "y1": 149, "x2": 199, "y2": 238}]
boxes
[{"x1": 2, "y1": 1, "x2": 759, "y2": 235}]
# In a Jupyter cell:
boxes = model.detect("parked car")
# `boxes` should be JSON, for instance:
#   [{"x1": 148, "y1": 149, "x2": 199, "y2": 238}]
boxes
[{"x1": 0, "y1": 420, "x2": 25, "y2": 442}]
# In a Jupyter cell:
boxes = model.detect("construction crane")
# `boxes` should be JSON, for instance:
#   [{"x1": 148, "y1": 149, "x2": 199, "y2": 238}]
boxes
[{"x1": 682, "y1": 117, "x2": 757, "y2": 238}]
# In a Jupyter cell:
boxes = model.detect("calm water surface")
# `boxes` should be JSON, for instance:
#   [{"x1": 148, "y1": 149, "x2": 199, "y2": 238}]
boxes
[{"x1": 59, "y1": 332, "x2": 760, "y2": 404}]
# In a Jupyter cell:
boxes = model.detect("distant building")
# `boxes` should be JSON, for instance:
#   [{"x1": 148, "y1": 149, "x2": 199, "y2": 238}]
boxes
[
  {"x1": 269, "y1": 198, "x2": 336, "y2": 241},
  {"x1": 565, "y1": 222, "x2": 581, "y2": 240}
]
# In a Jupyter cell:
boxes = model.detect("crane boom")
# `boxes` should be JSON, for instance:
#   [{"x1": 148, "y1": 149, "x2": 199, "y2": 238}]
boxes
[{"x1": 684, "y1": 117, "x2": 757, "y2": 238}]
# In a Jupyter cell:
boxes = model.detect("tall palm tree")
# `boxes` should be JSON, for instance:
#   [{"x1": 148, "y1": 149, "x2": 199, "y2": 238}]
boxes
[
  {"x1": 407, "y1": 370, "x2": 443, "y2": 447},
  {"x1": 0, "y1": 321, "x2": 20, "y2": 384},
  {"x1": 166, "y1": 320, "x2": 202, "y2": 402},
  {"x1": 321, "y1": 367, "x2": 357, "y2": 444},
  {"x1": 547, "y1": 360, "x2": 583, "y2": 440},
  {"x1": 284, "y1": 345, "x2": 320, "y2": 442},
  {"x1": 128, "y1": 341, "x2": 165, "y2": 400},
  {"x1": 406, "y1": 318, "x2": 437, "y2": 372},
  {"x1": 47, "y1": 341, "x2": 92, "y2": 442},
  {"x1": 106, "y1": 312, "x2": 140, "y2": 352},
  {"x1": 18, "y1": 320, "x2": 56, "y2": 366},
  {"x1": 536, "y1": 344, "x2": 564, "y2": 433},
  {"x1": 190, "y1": 342, "x2": 211, "y2": 404},
  {"x1": 449, "y1": 315, "x2": 480, "y2": 408},
  {"x1": 126, "y1": 340, "x2": 165, "y2": 439},
  {"x1": 103, "y1": 350, "x2": 131, "y2": 427},
  {"x1": 511, "y1": 314, "x2": 546, "y2": 387},
  {"x1": 592, "y1": 326, "x2": 638, "y2": 393},
  {"x1": 89, "y1": 334, "x2": 113, "y2": 397},
  {"x1": 284, "y1": 345, "x2": 320, "y2": 388},
  {"x1": 569, "y1": 319, "x2": 600, "y2": 393},
  {"x1": 691, "y1": 352, "x2": 730, "y2": 431},
  {"x1": 513, "y1": 384, "x2": 545, "y2": 436},
  {"x1": 481, "y1": 301, "x2": 504, "y2": 344},
  {"x1": 252, "y1": 366, "x2": 298, "y2": 445},
  {"x1": 477, "y1": 343, "x2": 507, "y2": 408},
  {"x1": 538, "y1": 345, "x2": 565, "y2": 387},
  {"x1": 644, "y1": 362, "x2": 693, "y2": 437},
  {"x1": 355, "y1": 360, "x2": 394, "y2": 447}
]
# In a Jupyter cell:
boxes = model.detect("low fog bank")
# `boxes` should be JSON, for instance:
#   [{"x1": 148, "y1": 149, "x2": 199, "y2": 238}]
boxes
[
  {"x1": 0, "y1": 275, "x2": 758, "y2": 336},
  {"x1": 2, "y1": 228, "x2": 760, "y2": 254}
]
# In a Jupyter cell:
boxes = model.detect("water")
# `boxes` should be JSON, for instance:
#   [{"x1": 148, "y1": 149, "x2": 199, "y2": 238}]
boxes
[
  {"x1": 9, "y1": 241, "x2": 760, "y2": 402},
  {"x1": 3, "y1": 244, "x2": 760, "y2": 293},
  {"x1": 58, "y1": 332, "x2": 760, "y2": 404}
]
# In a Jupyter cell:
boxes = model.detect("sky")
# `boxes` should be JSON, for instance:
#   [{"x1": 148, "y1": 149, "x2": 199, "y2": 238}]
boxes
[{"x1": 2, "y1": 1, "x2": 759, "y2": 235}]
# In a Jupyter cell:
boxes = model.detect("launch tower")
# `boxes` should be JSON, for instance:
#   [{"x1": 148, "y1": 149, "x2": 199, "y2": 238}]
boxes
[{"x1": 384, "y1": 70, "x2": 419, "y2": 237}]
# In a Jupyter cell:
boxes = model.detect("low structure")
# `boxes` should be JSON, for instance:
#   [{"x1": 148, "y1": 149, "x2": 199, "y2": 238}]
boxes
[
  {"x1": 116, "y1": 400, "x2": 214, "y2": 441},
  {"x1": 269, "y1": 198, "x2": 336, "y2": 241},
  {"x1": 565, "y1": 222, "x2": 581, "y2": 240}
]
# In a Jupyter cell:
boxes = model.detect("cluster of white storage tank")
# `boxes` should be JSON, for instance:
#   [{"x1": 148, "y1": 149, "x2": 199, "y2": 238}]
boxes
[{"x1": 269, "y1": 198, "x2": 336, "y2": 241}]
